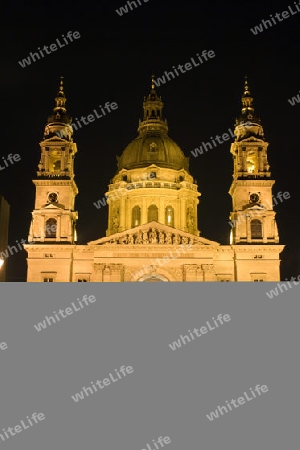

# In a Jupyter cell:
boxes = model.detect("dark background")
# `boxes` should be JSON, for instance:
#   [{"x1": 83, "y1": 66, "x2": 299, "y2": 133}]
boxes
[{"x1": 1, "y1": 0, "x2": 299, "y2": 281}]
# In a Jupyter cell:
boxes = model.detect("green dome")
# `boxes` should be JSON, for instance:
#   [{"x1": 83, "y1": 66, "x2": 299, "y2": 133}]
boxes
[
  {"x1": 117, "y1": 80, "x2": 189, "y2": 172},
  {"x1": 117, "y1": 133, "x2": 189, "y2": 171}
]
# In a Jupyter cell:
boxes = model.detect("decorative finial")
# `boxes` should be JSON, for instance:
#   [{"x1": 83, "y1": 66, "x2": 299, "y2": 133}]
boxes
[
  {"x1": 58, "y1": 76, "x2": 65, "y2": 97},
  {"x1": 151, "y1": 74, "x2": 155, "y2": 90},
  {"x1": 244, "y1": 75, "x2": 250, "y2": 96},
  {"x1": 53, "y1": 76, "x2": 67, "y2": 115}
]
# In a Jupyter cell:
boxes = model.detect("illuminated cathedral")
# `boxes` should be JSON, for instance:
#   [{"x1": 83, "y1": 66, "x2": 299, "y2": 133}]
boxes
[{"x1": 24, "y1": 77, "x2": 284, "y2": 281}]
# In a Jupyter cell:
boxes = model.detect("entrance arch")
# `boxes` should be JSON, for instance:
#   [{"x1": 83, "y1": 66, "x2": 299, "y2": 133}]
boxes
[{"x1": 137, "y1": 274, "x2": 169, "y2": 282}]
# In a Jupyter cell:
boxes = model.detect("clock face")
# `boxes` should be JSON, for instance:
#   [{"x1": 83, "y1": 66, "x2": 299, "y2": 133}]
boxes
[
  {"x1": 48, "y1": 192, "x2": 58, "y2": 203},
  {"x1": 250, "y1": 193, "x2": 259, "y2": 203}
]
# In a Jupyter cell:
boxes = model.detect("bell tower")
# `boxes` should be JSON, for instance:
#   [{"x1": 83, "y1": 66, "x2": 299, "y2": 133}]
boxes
[
  {"x1": 229, "y1": 77, "x2": 279, "y2": 245},
  {"x1": 28, "y1": 78, "x2": 78, "y2": 244}
]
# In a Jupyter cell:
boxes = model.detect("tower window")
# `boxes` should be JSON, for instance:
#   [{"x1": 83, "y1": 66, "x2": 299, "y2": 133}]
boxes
[
  {"x1": 148, "y1": 204, "x2": 158, "y2": 222},
  {"x1": 165, "y1": 206, "x2": 174, "y2": 227},
  {"x1": 247, "y1": 160, "x2": 255, "y2": 173},
  {"x1": 132, "y1": 206, "x2": 141, "y2": 227},
  {"x1": 53, "y1": 160, "x2": 61, "y2": 172},
  {"x1": 149, "y1": 142, "x2": 157, "y2": 153},
  {"x1": 251, "y1": 219, "x2": 262, "y2": 239},
  {"x1": 45, "y1": 218, "x2": 57, "y2": 238}
]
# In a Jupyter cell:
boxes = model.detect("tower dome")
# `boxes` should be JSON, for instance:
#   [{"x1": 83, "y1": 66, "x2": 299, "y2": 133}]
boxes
[{"x1": 117, "y1": 76, "x2": 189, "y2": 172}]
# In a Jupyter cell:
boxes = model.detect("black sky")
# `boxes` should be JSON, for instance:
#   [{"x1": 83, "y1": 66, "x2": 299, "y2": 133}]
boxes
[{"x1": 1, "y1": 0, "x2": 299, "y2": 281}]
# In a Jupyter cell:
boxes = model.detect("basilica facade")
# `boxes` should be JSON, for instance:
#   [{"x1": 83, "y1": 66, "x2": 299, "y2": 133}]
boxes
[{"x1": 24, "y1": 78, "x2": 284, "y2": 282}]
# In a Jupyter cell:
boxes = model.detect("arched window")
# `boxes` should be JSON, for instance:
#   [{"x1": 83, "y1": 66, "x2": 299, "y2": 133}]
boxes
[
  {"x1": 45, "y1": 218, "x2": 57, "y2": 238},
  {"x1": 53, "y1": 160, "x2": 61, "y2": 172},
  {"x1": 132, "y1": 206, "x2": 141, "y2": 227},
  {"x1": 165, "y1": 205, "x2": 174, "y2": 227},
  {"x1": 251, "y1": 219, "x2": 262, "y2": 239},
  {"x1": 148, "y1": 204, "x2": 158, "y2": 222}
]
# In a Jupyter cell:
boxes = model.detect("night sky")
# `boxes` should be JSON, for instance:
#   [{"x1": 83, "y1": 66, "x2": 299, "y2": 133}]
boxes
[{"x1": 1, "y1": 0, "x2": 299, "y2": 281}]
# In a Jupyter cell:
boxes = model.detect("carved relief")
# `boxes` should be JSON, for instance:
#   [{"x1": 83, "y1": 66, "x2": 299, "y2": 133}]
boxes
[
  {"x1": 173, "y1": 235, "x2": 180, "y2": 245},
  {"x1": 166, "y1": 232, "x2": 172, "y2": 244},
  {"x1": 135, "y1": 231, "x2": 143, "y2": 244},
  {"x1": 187, "y1": 210, "x2": 194, "y2": 231},
  {"x1": 159, "y1": 231, "x2": 165, "y2": 244},
  {"x1": 150, "y1": 228, "x2": 157, "y2": 244},
  {"x1": 111, "y1": 208, "x2": 120, "y2": 231},
  {"x1": 182, "y1": 236, "x2": 189, "y2": 245},
  {"x1": 103, "y1": 226, "x2": 198, "y2": 246},
  {"x1": 142, "y1": 231, "x2": 149, "y2": 244}
]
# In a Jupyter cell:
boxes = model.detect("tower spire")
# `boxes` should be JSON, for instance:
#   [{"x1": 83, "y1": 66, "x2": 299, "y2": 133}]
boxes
[
  {"x1": 151, "y1": 74, "x2": 155, "y2": 91},
  {"x1": 243, "y1": 75, "x2": 250, "y2": 96},
  {"x1": 43, "y1": 77, "x2": 73, "y2": 140},
  {"x1": 241, "y1": 75, "x2": 255, "y2": 119},
  {"x1": 234, "y1": 76, "x2": 264, "y2": 141},
  {"x1": 53, "y1": 76, "x2": 67, "y2": 116}
]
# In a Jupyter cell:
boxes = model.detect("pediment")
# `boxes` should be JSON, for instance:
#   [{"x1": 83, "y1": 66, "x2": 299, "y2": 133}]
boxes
[
  {"x1": 43, "y1": 203, "x2": 65, "y2": 210},
  {"x1": 241, "y1": 136, "x2": 264, "y2": 142},
  {"x1": 242, "y1": 203, "x2": 267, "y2": 211},
  {"x1": 88, "y1": 221, "x2": 220, "y2": 247}
]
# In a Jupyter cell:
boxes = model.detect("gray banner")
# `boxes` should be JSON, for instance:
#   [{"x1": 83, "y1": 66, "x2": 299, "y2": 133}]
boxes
[{"x1": 0, "y1": 283, "x2": 299, "y2": 449}]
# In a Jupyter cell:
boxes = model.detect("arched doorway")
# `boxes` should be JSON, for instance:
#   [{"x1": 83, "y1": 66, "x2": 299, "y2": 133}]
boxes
[{"x1": 138, "y1": 274, "x2": 169, "y2": 282}]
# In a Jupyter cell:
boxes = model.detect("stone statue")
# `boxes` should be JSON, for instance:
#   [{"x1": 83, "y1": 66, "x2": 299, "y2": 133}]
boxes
[
  {"x1": 119, "y1": 235, "x2": 128, "y2": 244},
  {"x1": 135, "y1": 231, "x2": 143, "y2": 244},
  {"x1": 159, "y1": 231, "x2": 165, "y2": 244},
  {"x1": 142, "y1": 231, "x2": 149, "y2": 244},
  {"x1": 150, "y1": 228, "x2": 157, "y2": 244},
  {"x1": 166, "y1": 232, "x2": 172, "y2": 244},
  {"x1": 182, "y1": 236, "x2": 188, "y2": 245},
  {"x1": 187, "y1": 212, "x2": 194, "y2": 230},
  {"x1": 112, "y1": 209, "x2": 120, "y2": 230},
  {"x1": 173, "y1": 235, "x2": 180, "y2": 245}
]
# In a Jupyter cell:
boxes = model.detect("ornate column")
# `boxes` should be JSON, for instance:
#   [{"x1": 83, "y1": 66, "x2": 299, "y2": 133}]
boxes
[
  {"x1": 92, "y1": 263, "x2": 105, "y2": 282},
  {"x1": 141, "y1": 197, "x2": 147, "y2": 224},
  {"x1": 119, "y1": 195, "x2": 126, "y2": 231},
  {"x1": 180, "y1": 198, "x2": 186, "y2": 231},
  {"x1": 201, "y1": 264, "x2": 216, "y2": 281},
  {"x1": 110, "y1": 264, "x2": 124, "y2": 282},
  {"x1": 159, "y1": 197, "x2": 164, "y2": 224},
  {"x1": 45, "y1": 151, "x2": 49, "y2": 171},
  {"x1": 61, "y1": 150, "x2": 65, "y2": 171},
  {"x1": 56, "y1": 215, "x2": 61, "y2": 242},
  {"x1": 262, "y1": 216, "x2": 267, "y2": 243},
  {"x1": 41, "y1": 215, "x2": 46, "y2": 241},
  {"x1": 246, "y1": 215, "x2": 251, "y2": 243}
]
